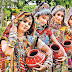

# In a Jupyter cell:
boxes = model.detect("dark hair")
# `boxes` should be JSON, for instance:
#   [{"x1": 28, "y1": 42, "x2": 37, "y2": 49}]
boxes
[
  {"x1": 68, "y1": 15, "x2": 72, "y2": 26},
  {"x1": 26, "y1": 15, "x2": 34, "y2": 35},
  {"x1": 17, "y1": 14, "x2": 34, "y2": 35},
  {"x1": 51, "y1": 5, "x2": 57, "y2": 13},
  {"x1": 37, "y1": 13, "x2": 52, "y2": 19}
]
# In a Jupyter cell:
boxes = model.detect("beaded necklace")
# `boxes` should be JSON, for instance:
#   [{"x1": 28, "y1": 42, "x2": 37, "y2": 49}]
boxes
[{"x1": 16, "y1": 36, "x2": 32, "y2": 71}]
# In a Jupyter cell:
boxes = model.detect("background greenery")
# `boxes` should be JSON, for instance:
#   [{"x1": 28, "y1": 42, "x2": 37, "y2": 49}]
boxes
[
  {"x1": 0, "y1": 27, "x2": 6, "y2": 39},
  {"x1": 0, "y1": 0, "x2": 72, "y2": 38}
]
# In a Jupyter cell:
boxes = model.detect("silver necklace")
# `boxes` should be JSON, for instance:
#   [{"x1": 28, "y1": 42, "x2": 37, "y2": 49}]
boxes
[{"x1": 18, "y1": 38, "x2": 26, "y2": 56}]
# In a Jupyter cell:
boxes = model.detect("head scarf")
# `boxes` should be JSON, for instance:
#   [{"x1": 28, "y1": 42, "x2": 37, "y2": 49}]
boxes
[
  {"x1": 32, "y1": 3, "x2": 52, "y2": 45},
  {"x1": 50, "y1": 5, "x2": 67, "y2": 27},
  {"x1": 32, "y1": 2, "x2": 51, "y2": 30},
  {"x1": 32, "y1": 2, "x2": 51, "y2": 17},
  {"x1": 64, "y1": 7, "x2": 72, "y2": 26},
  {"x1": 51, "y1": 5, "x2": 66, "y2": 17},
  {"x1": 2, "y1": 11, "x2": 33, "y2": 38},
  {"x1": 0, "y1": 11, "x2": 34, "y2": 72}
]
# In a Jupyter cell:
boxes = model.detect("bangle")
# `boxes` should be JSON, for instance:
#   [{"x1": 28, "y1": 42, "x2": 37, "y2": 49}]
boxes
[
  {"x1": 44, "y1": 63, "x2": 50, "y2": 70},
  {"x1": 8, "y1": 31, "x2": 17, "y2": 48},
  {"x1": 10, "y1": 31, "x2": 17, "y2": 34},
  {"x1": 9, "y1": 31, "x2": 17, "y2": 37},
  {"x1": 44, "y1": 61, "x2": 52, "y2": 67},
  {"x1": 37, "y1": 41, "x2": 45, "y2": 50},
  {"x1": 9, "y1": 33, "x2": 17, "y2": 36},
  {"x1": 8, "y1": 40, "x2": 16, "y2": 48},
  {"x1": 43, "y1": 53, "x2": 53, "y2": 70},
  {"x1": 63, "y1": 52, "x2": 67, "y2": 57},
  {"x1": 9, "y1": 31, "x2": 17, "y2": 41}
]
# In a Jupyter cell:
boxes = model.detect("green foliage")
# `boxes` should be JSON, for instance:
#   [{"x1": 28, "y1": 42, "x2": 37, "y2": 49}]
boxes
[
  {"x1": 7, "y1": 10, "x2": 11, "y2": 17},
  {"x1": 12, "y1": 8, "x2": 21, "y2": 14},
  {"x1": 3, "y1": 8, "x2": 21, "y2": 27},
  {"x1": 3, "y1": 20, "x2": 7, "y2": 27},
  {"x1": 1, "y1": 0, "x2": 72, "y2": 27},
  {"x1": 4, "y1": 8, "x2": 11, "y2": 27},
  {"x1": 18, "y1": 2, "x2": 23, "y2": 9},
  {"x1": 0, "y1": 0, "x2": 2, "y2": 11},
  {"x1": 0, "y1": 8, "x2": 1, "y2": 11},
  {"x1": 51, "y1": 0, "x2": 72, "y2": 8},
  {"x1": 0, "y1": 27, "x2": 6, "y2": 39},
  {"x1": 23, "y1": 5, "x2": 37, "y2": 13},
  {"x1": 0, "y1": 0, "x2": 2, "y2": 7},
  {"x1": 49, "y1": 0, "x2": 56, "y2": 8}
]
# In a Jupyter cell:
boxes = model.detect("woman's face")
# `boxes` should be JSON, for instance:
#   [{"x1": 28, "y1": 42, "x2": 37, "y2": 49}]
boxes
[
  {"x1": 55, "y1": 10, "x2": 64, "y2": 23},
  {"x1": 18, "y1": 16, "x2": 32, "y2": 32},
  {"x1": 38, "y1": 15, "x2": 50, "y2": 26},
  {"x1": 69, "y1": 16, "x2": 72, "y2": 26}
]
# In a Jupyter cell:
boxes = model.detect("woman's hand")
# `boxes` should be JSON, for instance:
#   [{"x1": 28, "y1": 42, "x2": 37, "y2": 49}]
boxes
[
  {"x1": 33, "y1": 63, "x2": 47, "y2": 72},
  {"x1": 10, "y1": 23, "x2": 17, "y2": 32},
  {"x1": 57, "y1": 56, "x2": 67, "y2": 62},
  {"x1": 57, "y1": 52, "x2": 67, "y2": 62}
]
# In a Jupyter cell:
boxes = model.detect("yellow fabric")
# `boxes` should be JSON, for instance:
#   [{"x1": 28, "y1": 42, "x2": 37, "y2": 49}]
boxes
[
  {"x1": 1, "y1": 36, "x2": 8, "y2": 42},
  {"x1": 60, "y1": 26, "x2": 66, "y2": 31}
]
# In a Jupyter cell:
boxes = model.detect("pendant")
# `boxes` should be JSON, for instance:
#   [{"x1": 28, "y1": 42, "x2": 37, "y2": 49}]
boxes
[
  {"x1": 20, "y1": 49, "x2": 26, "y2": 56},
  {"x1": 19, "y1": 41, "x2": 25, "y2": 48}
]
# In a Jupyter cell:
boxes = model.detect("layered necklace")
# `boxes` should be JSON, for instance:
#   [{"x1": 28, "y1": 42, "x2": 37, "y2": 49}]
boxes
[
  {"x1": 16, "y1": 36, "x2": 30, "y2": 71},
  {"x1": 17, "y1": 35, "x2": 31, "y2": 56},
  {"x1": 17, "y1": 36, "x2": 27, "y2": 56}
]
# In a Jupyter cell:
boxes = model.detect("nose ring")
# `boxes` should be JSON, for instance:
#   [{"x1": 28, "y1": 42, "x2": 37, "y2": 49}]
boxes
[{"x1": 25, "y1": 25, "x2": 27, "y2": 27}]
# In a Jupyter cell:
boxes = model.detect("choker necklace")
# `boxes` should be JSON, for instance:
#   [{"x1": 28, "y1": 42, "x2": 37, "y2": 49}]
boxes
[
  {"x1": 17, "y1": 36, "x2": 26, "y2": 42},
  {"x1": 17, "y1": 35, "x2": 26, "y2": 39}
]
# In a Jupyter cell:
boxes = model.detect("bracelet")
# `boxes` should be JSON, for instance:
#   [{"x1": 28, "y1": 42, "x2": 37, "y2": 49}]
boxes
[
  {"x1": 44, "y1": 63, "x2": 50, "y2": 70},
  {"x1": 43, "y1": 54, "x2": 53, "y2": 70},
  {"x1": 9, "y1": 33, "x2": 17, "y2": 35},
  {"x1": 9, "y1": 31, "x2": 17, "y2": 40},
  {"x1": 44, "y1": 60, "x2": 52, "y2": 68},
  {"x1": 8, "y1": 31, "x2": 17, "y2": 48},
  {"x1": 8, "y1": 40, "x2": 16, "y2": 48},
  {"x1": 63, "y1": 52, "x2": 67, "y2": 57},
  {"x1": 9, "y1": 31, "x2": 17, "y2": 36},
  {"x1": 10, "y1": 31, "x2": 18, "y2": 34},
  {"x1": 37, "y1": 41, "x2": 45, "y2": 50},
  {"x1": 9, "y1": 35, "x2": 17, "y2": 40}
]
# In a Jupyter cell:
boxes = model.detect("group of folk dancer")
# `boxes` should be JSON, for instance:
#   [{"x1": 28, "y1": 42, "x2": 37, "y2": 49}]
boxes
[{"x1": 0, "y1": 2, "x2": 72, "y2": 72}]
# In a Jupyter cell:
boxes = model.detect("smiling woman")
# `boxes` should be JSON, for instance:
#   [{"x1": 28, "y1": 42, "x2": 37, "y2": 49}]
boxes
[
  {"x1": 1, "y1": 11, "x2": 53, "y2": 72},
  {"x1": 54, "y1": 10, "x2": 64, "y2": 23},
  {"x1": 17, "y1": 16, "x2": 33, "y2": 35},
  {"x1": 50, "y1": 5, "x2": 71, "y2": 42},
  {"x1": 33, "y1": 3, "x2": 68, "y2": 72},
  {"x1": 50, "y1": 5, "x2": 71, "y2": 72},
  {"x1": 65, "y1": 7, "x2": 72, "y2": 29},
  {"x1": 38, "y1": 15, "x2": 50, "y2": 26}
]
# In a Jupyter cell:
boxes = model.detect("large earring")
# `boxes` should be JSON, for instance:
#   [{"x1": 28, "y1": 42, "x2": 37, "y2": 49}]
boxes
[
  {"x1": 15, "y1": 23, "x2": 18, "y2": 27},
  {"x1": 27, "y1": 31, "x2": 30, "y2": 34},
  {"x1": 29, "y1": 16, "x2": 32, "y2": 19}
]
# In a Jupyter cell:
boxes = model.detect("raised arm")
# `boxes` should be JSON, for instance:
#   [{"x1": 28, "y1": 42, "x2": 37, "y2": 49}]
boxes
[{"x1": 1, "y1": 23, "x2": 17, "y2": 56}]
